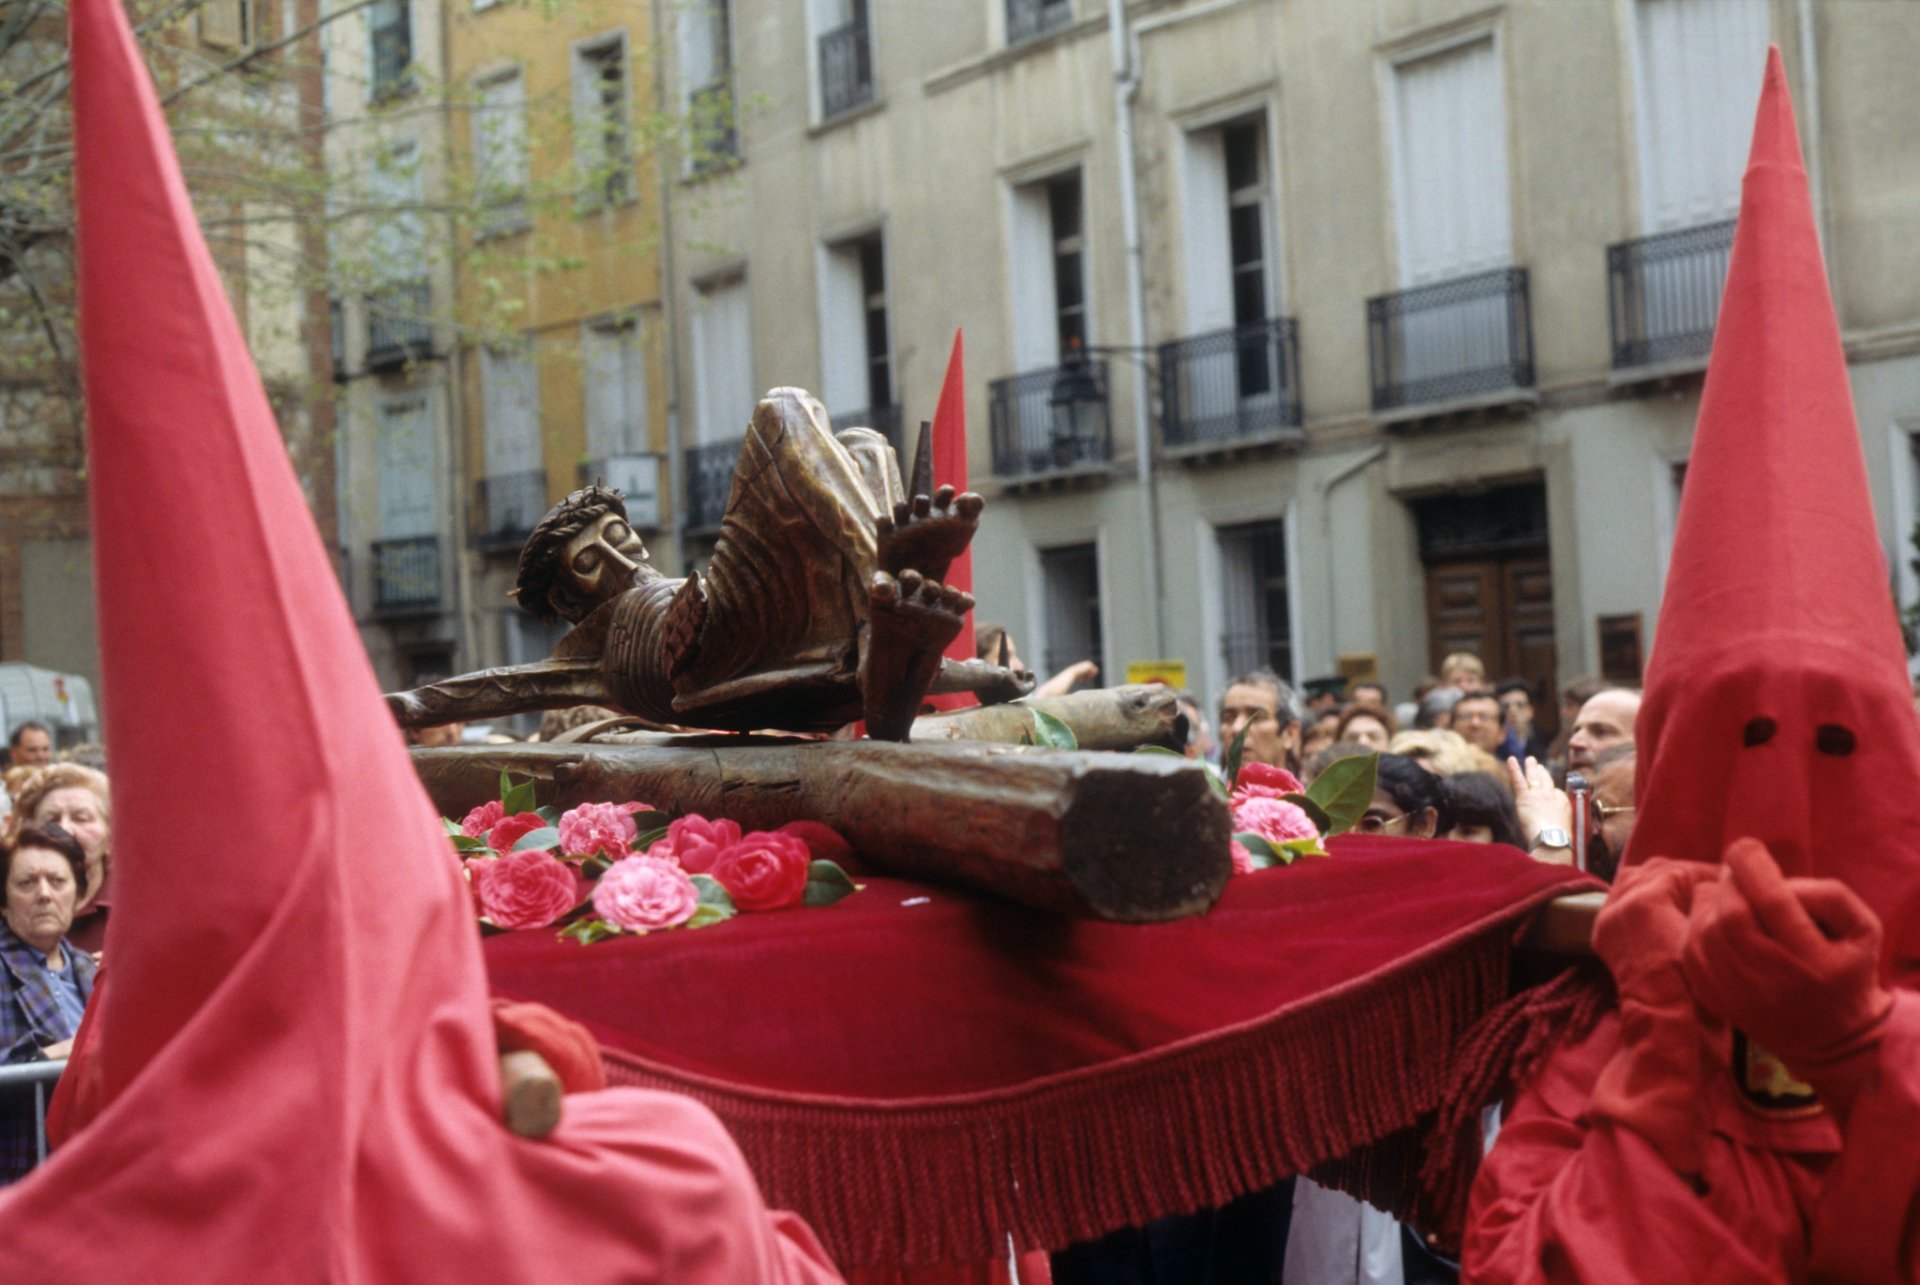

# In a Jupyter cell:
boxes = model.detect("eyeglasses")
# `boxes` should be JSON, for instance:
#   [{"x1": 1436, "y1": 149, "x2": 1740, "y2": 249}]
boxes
[
  {"x1": 1590, "y1": 800, "x2": 1636, "y2": 824},
  {"x1": 1354, "y1": 811, "x2": 1409, "y2": 835}
]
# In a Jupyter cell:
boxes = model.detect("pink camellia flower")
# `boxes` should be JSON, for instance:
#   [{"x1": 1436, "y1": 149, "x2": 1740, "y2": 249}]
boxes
[
  {"x1": 1232, "y1": 795, "x2": 1319, "y2": 847},
  {"x1": 592, "y1": 855, "x2": 700, "y2": 932},
  {"x1": 473, "y1": 850, "x2": 583, "y2": 930},
  {"x1": 651, "y1": 815, "x2": 743, "y2": 874},
  {"x1": 709, "y1": 830, "x2": 812, "y2": 911},
  {"x1": 1232, "y1": 761, "x2": 1306, "y2": 803},
  {"x1": 488, "y1": 811, "x2": 547, "y2": 854},
  {"x1": 558, "y1": 801, "x2": 639, "y2": 859},
  {"x1": 460, "y1": 799, "x2": 506, "y2": 839},
  {"x1": 1228, "y1": 840, "x2": 1257, "y2": 876}
]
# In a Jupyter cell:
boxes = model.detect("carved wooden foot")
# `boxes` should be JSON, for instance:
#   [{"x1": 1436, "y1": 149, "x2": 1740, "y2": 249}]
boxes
[
  {"x1": 862, "y1": 569, "x2": 970, "y2": 741},
  {"x1": 876, "y1": 483, "x2": 983, "y2": 585}
]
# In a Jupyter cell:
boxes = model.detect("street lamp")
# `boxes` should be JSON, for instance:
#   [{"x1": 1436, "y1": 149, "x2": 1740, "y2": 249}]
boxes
[{"x1": 1048, "y1": 347, "x2": 1105, "y2": 468}]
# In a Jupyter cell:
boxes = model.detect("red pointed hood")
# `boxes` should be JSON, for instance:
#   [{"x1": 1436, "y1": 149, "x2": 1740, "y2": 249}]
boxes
[
  {"x1": 928, "y1": 331, "x2": 977, "y2": 709},
  {"x1": 0, "y1": 1, "x2": 837, "y2": 1278},
  {"x1": 1626, "y1": 48, "x2": 1920, "y2": 975}
]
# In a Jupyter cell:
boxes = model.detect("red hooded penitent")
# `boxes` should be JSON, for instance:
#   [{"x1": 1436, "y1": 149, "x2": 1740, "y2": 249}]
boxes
[
  {"x1": 0, "y1": 0, "x2": 841, "y2": 1278},
  {"x1": 1465, "y1": 49, "x2": 1920, "y2": 1282}
]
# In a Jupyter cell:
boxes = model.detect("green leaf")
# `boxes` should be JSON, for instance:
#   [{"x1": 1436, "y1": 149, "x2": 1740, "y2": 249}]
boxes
[
  {"x1": 442, "y1": 816, "x2": 465, "y2": 837},
  {"x1": 509, "y1": 826, "x2": 562, "y2": 852},
  {"x1": 499, "y1": 769, "x2": 513, "y2": 801},
  {"x1": 1203, "y1": 761, "x2": 1231, "y2": 799},
  {"x1": 1132, "y1": 745, "x2": 1186, "y2": 759},
  {"x1": 689, "y1": 874, "x2": 736, "y2": 910},
  {"x1": 1030, "y1": 708, "x2": 1079, "y2": 751},
  {"x1": 448, "y1": 833, "x2": 491, "y2": 853},
  {"x1": 557, "y1": 917, "x2": 623, "y2": 946},
  {"x1": 633, "y1": 825, "x2": 670, "y2": 852},
  {"x1": 535, "y1": 805, "x2": 561, "y2": 824},
  {"x1": 1232, "y1": 832, "x2": 1278, "y2": 870},
  {"x1": 1273, "y1": 835, "x2": 1327, "y2": 864},
  {"x1": 1281, "y1": 792, "x2": 1333, "y2": 834},
  {"x1": 500, "y1": 776, "x2": 538, "y2": 816},
  {"x1": 685, "y1": 903, "x2": 734, "y2": 929},
  {"x1": 1303, "y1": 752, "x2": 1380, "y2": 837},
  {"x1": 803, "y1": 859, "x2": 858, "y2": 907},
  {"x1": 1223, "y1": 723, "x2": 1252, "y2": 791}
]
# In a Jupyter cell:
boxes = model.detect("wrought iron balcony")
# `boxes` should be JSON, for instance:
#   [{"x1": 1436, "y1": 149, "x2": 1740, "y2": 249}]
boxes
[
  {"x1": 1367, "y1": 267, "x2": 1534, "y2": 415},
  {"x1": 818, "y1": 10, "x2": 873, "y2": 119},
  {"x1": 371, "y1": 535, "x2": 441, "y2": 615},
  {"x1": 1159, "y1": 317, "x2": 1302, "y2": 450},
  {"x1": 684, "y1": 437, "x2": 743, "y2": 533},
  {"x1": 369, "y1": 3, "x2": 412, "y2": 100},
  {"x1": 689, "y1": 80, "x2": 737, "y2": 172},
  {"x1": 989, "y1": 358, "x2": 1111, "y2": 483},
  {"x1": 365, "y1": 279, "x2": 432, "y2": 370},
  {"x1": 1608, "y1": 219, "x2": 1736, "y2": 373},
  {"x1": 472, "y1": 469, "x2": 548, "y2": 552},
  {"x1": 1006, "y1": 0, "x2": 1072, "y2": 44},
  {"x1": 830, "y1": 403, "x2": 904, "y2": 462}
]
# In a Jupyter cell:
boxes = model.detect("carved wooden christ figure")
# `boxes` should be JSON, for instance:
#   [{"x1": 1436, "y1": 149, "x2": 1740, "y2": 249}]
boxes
[{"x1": 385, "y1": 387, "x2": 1027, "y2": 740}]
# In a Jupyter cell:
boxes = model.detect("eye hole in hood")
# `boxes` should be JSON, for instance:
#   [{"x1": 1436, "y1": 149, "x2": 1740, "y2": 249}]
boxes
[
  {"x1": 1742, "y1": 717, "x2": 1777, "y2": 747},
  {"x1": 1815, "y1": 724, "x2": 1857, "y2": 757}
]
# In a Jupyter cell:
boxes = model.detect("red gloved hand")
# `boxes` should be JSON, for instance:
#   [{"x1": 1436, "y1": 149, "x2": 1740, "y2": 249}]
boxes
[
  {"x1": 492, "y1": 998, "x2": 607, "y2": 1095},
  {"x1": 1680, "y1": 838, "x2": 1893, "y2": 1118},
  {"x1": 1588, "y1": 857, "x2": 1721, "y2": 1178}
]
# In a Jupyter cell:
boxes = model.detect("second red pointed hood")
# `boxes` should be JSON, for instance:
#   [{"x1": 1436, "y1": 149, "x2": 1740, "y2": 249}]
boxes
[{"x1": 1625, "y1": 48, "x2": 1920, "y2": 977}]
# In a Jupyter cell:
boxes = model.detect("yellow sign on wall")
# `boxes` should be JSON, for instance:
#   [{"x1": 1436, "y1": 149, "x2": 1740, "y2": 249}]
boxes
[{"x1": 1125, "y1": 659, "x2": 1188, "y2": 689}]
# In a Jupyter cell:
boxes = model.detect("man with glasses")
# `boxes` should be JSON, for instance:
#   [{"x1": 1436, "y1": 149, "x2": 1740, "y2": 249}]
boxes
[
  {"x1": 1586, "y1": 743, "x2": 1637, "y2": 883},
  {"x1": 1217, "y1": 669, "x2": 1301, "y2": 772}
]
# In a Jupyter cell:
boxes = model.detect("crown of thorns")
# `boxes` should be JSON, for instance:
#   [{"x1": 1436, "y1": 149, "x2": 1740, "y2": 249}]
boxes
[{"x1": 512, "y1": 484, "x2": 628, "y2": 622}]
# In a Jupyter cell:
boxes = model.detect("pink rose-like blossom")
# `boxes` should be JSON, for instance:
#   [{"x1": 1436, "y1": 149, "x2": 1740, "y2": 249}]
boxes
[
  {"x1": 461, "y1": 800, "x2": 506, "y2": 839},
  {"x1": 1232, "y1": 795, "x2": 1319, "y2": 847},
  {"x1": 651, "y1": 815, "x2": 743, "y2": 874},
  {"x1": 1231, "y1": 761, "x2": 1305, "y2": 804},
  {"x1": 488, "y1": 811, "x2": 547, "y2": 854},
  {"x1": 592, "y1": 855, "x2": 700, "y2": 932},
  {"x1": 558, "y1": 801, "x2": 640, "y2": 859},
  {"x1": 1228, "y1": 840, "x2": 1257, "y2": 876},
  {"x1": 474, "y1": 850, "x2": 583, "y2": 930},
  {"x1": 709, "y1": 831, "x2": 812, "y2": 911}
]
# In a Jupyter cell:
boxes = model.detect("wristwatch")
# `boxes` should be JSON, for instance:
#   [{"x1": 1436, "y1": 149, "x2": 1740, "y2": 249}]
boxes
[{"x1": 1531, "y1": 826, "x2": 1572, "y2": 851}]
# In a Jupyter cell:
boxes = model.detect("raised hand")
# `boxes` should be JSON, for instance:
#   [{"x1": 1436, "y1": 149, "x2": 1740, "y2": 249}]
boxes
[{"x1": 875, "y1": 483, "x2": 985, "y2": 584}]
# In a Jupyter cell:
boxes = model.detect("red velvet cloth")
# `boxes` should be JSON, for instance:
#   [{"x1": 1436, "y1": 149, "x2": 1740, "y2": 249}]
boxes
[
  {"x1": 487, "y1": 837, "x2": 1593, "y2": 1264},
  {"x1": 1, "y1": 3, "x2": 841, "y2": 1279}
]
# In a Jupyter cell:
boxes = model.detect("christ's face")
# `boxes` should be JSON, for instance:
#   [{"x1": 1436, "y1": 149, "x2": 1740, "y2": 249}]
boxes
[{"x1": 562, "y1": 513, "x2": 649, "y2": 605}]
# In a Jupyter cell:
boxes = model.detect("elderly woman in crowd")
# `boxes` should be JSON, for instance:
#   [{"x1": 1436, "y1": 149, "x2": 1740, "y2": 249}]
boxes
[
  {"x1": 9, "y1": 766, "x2": 112, "y2": 954},
  {"x1": 0, "y1": 822, "x2": 96, "y2": 1182}
]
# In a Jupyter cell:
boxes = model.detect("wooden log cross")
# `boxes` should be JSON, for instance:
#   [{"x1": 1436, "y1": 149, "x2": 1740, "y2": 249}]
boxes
[{"x1": 414, "y1": 739, "x2": 1233, "y2": 923}]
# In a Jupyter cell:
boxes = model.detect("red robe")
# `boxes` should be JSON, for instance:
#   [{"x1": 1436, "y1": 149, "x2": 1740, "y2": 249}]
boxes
[{"x1": 1464, "y1": 993, "x2": 1920, "y2": 1282}]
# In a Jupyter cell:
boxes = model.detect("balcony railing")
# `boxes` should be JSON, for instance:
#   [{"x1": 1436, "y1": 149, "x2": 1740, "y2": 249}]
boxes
[
  {"x1": 1367, "y1": 267, "x2": 1534, "y2": 414},
  {"x1": 989, "y1": 358, "x2": 1112, "y2": 482},
  {"x1": 365, "y1": 279, "x2": 432, "y2": 370},
  {"x1": 371, "y1": 535, "x2": 441, "y2": 615},
  {"x1": 689, "y1": 80, "x2": 737, "y2": 172},
  {"x1": 818, "y1": 11, "x2": 873, "y2": 119},
  {"x1": 1159, "y1": 317, "x2": 1302, "y2": 450},
  {"x1": 369, "y1": 0, "x2": 411, "y2": 99},
  {"x1": 1006, "y1": 0, "x2": 1072, "y2": 44},
  {"x1": 578, "y1": 453, "x2": 663, "y2": 528},
  {"x1": 831, "y1": 403, "x2": 904, "y2": 463},
  {"x1": 684, "y1": 437, "x2": 743, "y2": 533},
  {"x1": 473, "y1": 469, "x2": 548, "y2": 552},
  {"x1": 1607, "y1": 219, "x2": 1736, "y2": 373}
]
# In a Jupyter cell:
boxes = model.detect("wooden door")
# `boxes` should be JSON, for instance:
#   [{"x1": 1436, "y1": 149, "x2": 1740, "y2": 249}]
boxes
[{"x1": 1424, "y1": 554, "x2": 1559, "y2": 732}]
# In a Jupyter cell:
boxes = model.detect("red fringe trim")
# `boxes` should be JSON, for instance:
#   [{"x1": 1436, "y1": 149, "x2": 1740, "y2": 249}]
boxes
[{"x1": 602, "y1": 921, "x2": 1554, "y2": 1268}]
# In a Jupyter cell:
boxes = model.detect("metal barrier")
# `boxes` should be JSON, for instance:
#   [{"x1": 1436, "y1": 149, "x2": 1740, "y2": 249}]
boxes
[
  {"x1": 818, "y1": 11, "x2": 873, "y2": 119},
  {"x1": 988, "y1": 359, "x2": 1112, "y2": 483},
  {"x1": 0, "y1": 1058, "x2": 66, "y2": 1176},
  {"x1": 371, "y1": 535, "x2": 442, "y2": 615},
  {"x1": 684, "y1": 438, "x2": 743, "y2": 533}
]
